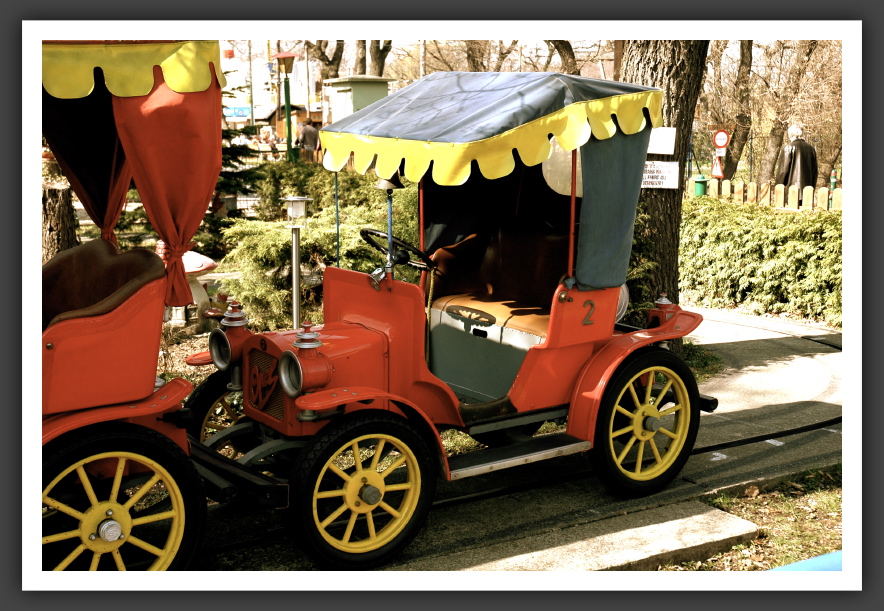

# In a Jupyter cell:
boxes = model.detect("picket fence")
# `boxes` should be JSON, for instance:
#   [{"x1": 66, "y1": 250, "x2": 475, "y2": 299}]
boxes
[{"x1": 687, "y1": 177, "x2": 843, "y2": 212}]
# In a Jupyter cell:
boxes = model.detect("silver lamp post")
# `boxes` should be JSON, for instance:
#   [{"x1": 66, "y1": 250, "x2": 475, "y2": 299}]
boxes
[{"x1": 284, "y1": 196, "x2": 311, "y2": 329}]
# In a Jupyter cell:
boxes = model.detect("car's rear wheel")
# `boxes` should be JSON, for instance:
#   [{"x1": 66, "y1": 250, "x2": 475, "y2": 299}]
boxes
[
  {"x1": 590, "y1": 349, "x2": 700, "y2": 496},
  {"x1": 42, "y1": 423, "x2": 206, "y2": 571}
]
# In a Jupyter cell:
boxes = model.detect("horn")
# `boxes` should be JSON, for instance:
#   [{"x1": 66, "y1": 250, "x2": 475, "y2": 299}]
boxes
[{"x1": 375, "y1": 173, "x2": 404, "y2": 190}]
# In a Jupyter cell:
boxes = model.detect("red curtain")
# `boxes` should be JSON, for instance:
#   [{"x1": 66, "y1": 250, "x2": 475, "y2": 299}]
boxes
[
  {"x1": 42, "y1": 81, "x2": 133, "y2": 246},
  {"x1": 111, "y1": 66, "x2": 222, "y2": 306}
]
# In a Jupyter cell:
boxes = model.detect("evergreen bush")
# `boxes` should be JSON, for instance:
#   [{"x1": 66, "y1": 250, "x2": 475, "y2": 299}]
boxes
[
  {"x1": 217, "y1": 167, "x2": 421, "y2": 331},
  {"x1": 679, "y1": 198, "x2": 841, "y2": 328}
]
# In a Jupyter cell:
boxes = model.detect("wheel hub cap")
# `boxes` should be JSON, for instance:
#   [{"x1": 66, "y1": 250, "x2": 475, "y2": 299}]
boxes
[
  {"x1": 345, "y1": 472, "x2": 386, "y2": 514},
  {"x1": 632, "y1": 404, "x2": 662, "y2": 441},
  {"x1": 360, "y1": 484, "x2": 382, "y2": 505},
  {"x1": 643, "y1": 415, "x2": 662, "y2": 433},
  {"x1": 98, "y1": 519, "x2": 123, "y2": 542}
]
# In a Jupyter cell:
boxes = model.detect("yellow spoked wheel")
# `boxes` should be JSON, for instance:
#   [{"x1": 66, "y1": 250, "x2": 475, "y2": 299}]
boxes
[
  {"x1": 185, "y1": 370, "x2": 247, "y2": 458},
  {"x1": 42, "y1": 424, "x2": 205, "y2": 571},
  {"x1": 591, "y1": 349, "x2": 700, "y2": 496},
  {"x1": 291, "y1": 412, "x2": 436, "y2": 570}
]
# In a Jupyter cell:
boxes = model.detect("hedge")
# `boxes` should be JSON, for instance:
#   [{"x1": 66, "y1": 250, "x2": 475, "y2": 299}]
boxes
[{"x1": 679, "y1": 198, "x2": 842, "y2": 328}]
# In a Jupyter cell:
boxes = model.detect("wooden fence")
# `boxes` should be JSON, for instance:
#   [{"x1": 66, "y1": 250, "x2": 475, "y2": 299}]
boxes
[{"x1": 687, "y1": 177, "x2": 842, "y2": 212}]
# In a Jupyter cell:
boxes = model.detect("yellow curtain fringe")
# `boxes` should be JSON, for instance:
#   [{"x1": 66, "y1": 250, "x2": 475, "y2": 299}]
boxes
[
  {"x1": 322, "y1": 90, "x2": 663, "y2": 186},
  {"x1": 42, "y1": 40, "x2": 227, "y2": 99}
]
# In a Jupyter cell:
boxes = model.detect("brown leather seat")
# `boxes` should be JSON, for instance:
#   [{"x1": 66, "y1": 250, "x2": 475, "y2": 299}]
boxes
[
  {"x1": 42, "y1": 239, "x2": 165, "y2": 331},
  {"x1": 42, "y1": 239, "x2": 168, "y2": 413},
  {"x1": 429, "y1": 224, "x2": 569, "y2": 339}
]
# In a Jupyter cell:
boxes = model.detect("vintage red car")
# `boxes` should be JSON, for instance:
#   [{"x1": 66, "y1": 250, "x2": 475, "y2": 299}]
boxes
[
  {"x1": 184, "y1": 71, "x2": 717, "y2": 570},
  {"x1": 41, "y1": 40, "x2": 225, "y2": 571}
]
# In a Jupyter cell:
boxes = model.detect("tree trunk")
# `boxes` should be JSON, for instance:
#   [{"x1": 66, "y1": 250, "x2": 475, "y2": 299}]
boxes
[
  {"x1": 547, "y1": 40, "x2": 579, "y2": 75},
  {"x1": 723, "y1": 41, "x2": 753, "y2": 180},
  {"x1": 368, "y1": 40, "x2": 392, "y2": 76},
  {"x1": 706, "y1": 40, "x2": 727, "y2": 123},
  {"x1": 306, "y1": 40, "x2": 345, "y2": 80},
  {"x1": 42, "y1": 187, "x2": 80, "y2": 264},
  {"x1": 465, "y1": 41, "x2": 487, "y2": 71},
  {"x1": 612, "y1": 41, "x2": 623, "y2": 81},
  {"x1": 354, "y1": 40, "x2": 366, "y2": 75},
  {"x1": 757, "y1": 40, "x2": 819, "y2": 183},
  {"x1": 621, "y1": 40, "x2": 709, "y2": 323}
]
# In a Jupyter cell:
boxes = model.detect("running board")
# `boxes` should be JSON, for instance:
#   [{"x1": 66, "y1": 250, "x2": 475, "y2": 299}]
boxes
[
  {"x1": 448, "y1": 433, "x2": 592, "y2": 481},
  {"x1": 466, "y1": 406, "x2": 569, "y2": 436}
]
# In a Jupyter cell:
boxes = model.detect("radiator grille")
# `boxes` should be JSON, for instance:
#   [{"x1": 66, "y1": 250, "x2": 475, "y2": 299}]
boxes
[{"x1": 248, "y1": 348, "x2": 286, "y2": 420}]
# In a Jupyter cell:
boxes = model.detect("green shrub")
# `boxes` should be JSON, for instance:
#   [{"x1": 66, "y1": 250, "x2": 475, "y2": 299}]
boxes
[
  {"x1": 622, "y1": 201, "x2": 660, "y2": 328},
  {"x1": 679, "y1": 198, "x2": 842, "y2": 327},
  {"x1": 252, "y1": 160, "x2": 317, "y2": 221},
  {"x1": 217, "y1": 168, "x2": 421, "y2": 331},
  {"x1": 192, "y1": 213, "x2": 236, "y2": 261}
]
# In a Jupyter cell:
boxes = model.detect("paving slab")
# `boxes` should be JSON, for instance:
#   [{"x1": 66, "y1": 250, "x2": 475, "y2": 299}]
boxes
[{"x1": 385, "y1": 501, "x2": 758, "y2": 571}]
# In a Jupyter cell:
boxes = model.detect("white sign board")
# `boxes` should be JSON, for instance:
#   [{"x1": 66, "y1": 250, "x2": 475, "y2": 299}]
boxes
[
  {"x1": 647, "y1": 127, "x2": 677, "y2": 155},
  {"x1": 716, "y1": 147, "x2": 727, "y2": 157},
  {"x1": 642, "y1": 161, "x2": 680, "y2": 189}
]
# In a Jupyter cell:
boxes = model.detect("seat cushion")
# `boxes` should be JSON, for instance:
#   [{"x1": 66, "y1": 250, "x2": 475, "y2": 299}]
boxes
[
  {"x1": 432, "y1": 293, "x2": 551, "y2": 339},
  {"x1": 42, "y1": 239, "x2": 166, "y2": 330}
]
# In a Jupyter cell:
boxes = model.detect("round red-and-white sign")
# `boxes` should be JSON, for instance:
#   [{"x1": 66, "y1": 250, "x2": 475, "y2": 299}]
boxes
[{"x1": 713, "y1": 130, "x2": 730, "y2": 148}]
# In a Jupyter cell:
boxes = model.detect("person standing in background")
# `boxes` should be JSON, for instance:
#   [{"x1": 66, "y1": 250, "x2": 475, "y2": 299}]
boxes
[
  {"x1": 775, "y1": 124, "x2": 818, "y2": 207},
  {"x1": 298, "y1": 119, "x2": 320, "y2": 163}
]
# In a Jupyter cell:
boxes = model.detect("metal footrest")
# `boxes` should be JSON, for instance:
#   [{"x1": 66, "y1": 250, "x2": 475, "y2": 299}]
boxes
[{"x1": 448, "y1": 433, "x2": 591, "y2": 481}]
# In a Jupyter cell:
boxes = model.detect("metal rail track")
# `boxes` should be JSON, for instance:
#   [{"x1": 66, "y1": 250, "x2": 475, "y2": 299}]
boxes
[{"x1": 195, "y1": 414, "x2": 842, "y2": 558}]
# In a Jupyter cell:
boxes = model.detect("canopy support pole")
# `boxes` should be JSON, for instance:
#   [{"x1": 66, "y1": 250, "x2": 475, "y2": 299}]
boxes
[
  {"x1": 419, "y1": 177, "x2": 426, "y2": 293},
  {"x1": 334, "y1": 172, "x2": 340, "y2": 266},
  {"x1": 386, "y1": 190, "x2": 394, "y2": 279},
  {"x1": 568, "y1": 149, "x2": 578, "y2": 278}
]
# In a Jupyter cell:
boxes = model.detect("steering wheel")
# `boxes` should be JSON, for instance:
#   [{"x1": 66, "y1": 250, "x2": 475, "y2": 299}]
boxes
[{"x1": 359, "y1": 228, "x2": 435, "y2": 271}]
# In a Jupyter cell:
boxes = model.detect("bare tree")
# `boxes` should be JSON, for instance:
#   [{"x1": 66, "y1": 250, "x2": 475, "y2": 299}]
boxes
[
  {"x1": 621, "y1": 40, "x2": 710, "y2": 318},
  {"x1": 495, "y1": 41, "x2": 519, "y2": 71},
  {"x1": 756, "y1": 40, "x2": 819, "y2": 183},
  {"x1": 368, "y1": 41, "x2": 393, "y2": 76},
  {"x1": 547, "y1": 40, "x2": 579, "y2": 75},
  {"x1": 305, "y1": 40, "x2": 345, "y2": 80}
]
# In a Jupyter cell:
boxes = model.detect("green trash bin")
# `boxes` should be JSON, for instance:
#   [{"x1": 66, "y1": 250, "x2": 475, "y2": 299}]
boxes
[{"x1": 693, "y1": 175, "x2": 708, "y2": 196}]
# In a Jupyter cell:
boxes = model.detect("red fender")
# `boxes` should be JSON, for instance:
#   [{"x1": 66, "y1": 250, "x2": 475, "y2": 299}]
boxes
[
  {"x1": 41, "y1": 378, "x2": 193, "y2": 452},
  {"x1": 296, "y1": 387, "x2": 451, "y2": 478},
  {"x1": 566, "y1": 309, "x2": 703, "y2": 445}
]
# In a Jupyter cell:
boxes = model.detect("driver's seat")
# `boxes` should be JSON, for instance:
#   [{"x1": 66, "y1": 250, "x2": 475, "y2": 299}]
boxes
[
  {"x1": 426, "y1": 225, "x2": 568, "y2": 402},
  {"x1": 42, "y1": 239, "x2": 168, "y2": 414},
  {"x1": 429, "y1": 224, "x2": 568, "y2": 340}
]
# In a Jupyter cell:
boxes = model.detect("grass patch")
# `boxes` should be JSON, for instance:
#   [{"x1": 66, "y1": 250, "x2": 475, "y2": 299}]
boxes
[
  {"x1": 659, "y1": 466, "x2": 842, "y2": 571},
  {"x1": 682, "y1": 339, "x2": 722, "y2": 383}
]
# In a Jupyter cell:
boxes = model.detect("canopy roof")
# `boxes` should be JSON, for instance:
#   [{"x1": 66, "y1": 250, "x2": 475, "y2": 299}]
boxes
[
  {"x1": 321, "y1": 71, "x2": 662, "y2": 186},
  {"x1": 42, "y1": 40, "x2": 226, "y2": 99}
]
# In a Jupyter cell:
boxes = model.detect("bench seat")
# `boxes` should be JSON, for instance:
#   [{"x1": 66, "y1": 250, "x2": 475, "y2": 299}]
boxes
[{"x1": 42, "y1": 239, "x2": 168, "y2": 414}]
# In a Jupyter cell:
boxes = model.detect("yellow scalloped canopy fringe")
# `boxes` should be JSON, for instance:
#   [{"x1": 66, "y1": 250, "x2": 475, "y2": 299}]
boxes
[
  {"x1": 42, "y1": 41, "x2": 227, "y2": 99},
  {"x1": 322, "y1": 89, "x2": 662, "y2": 186}
]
